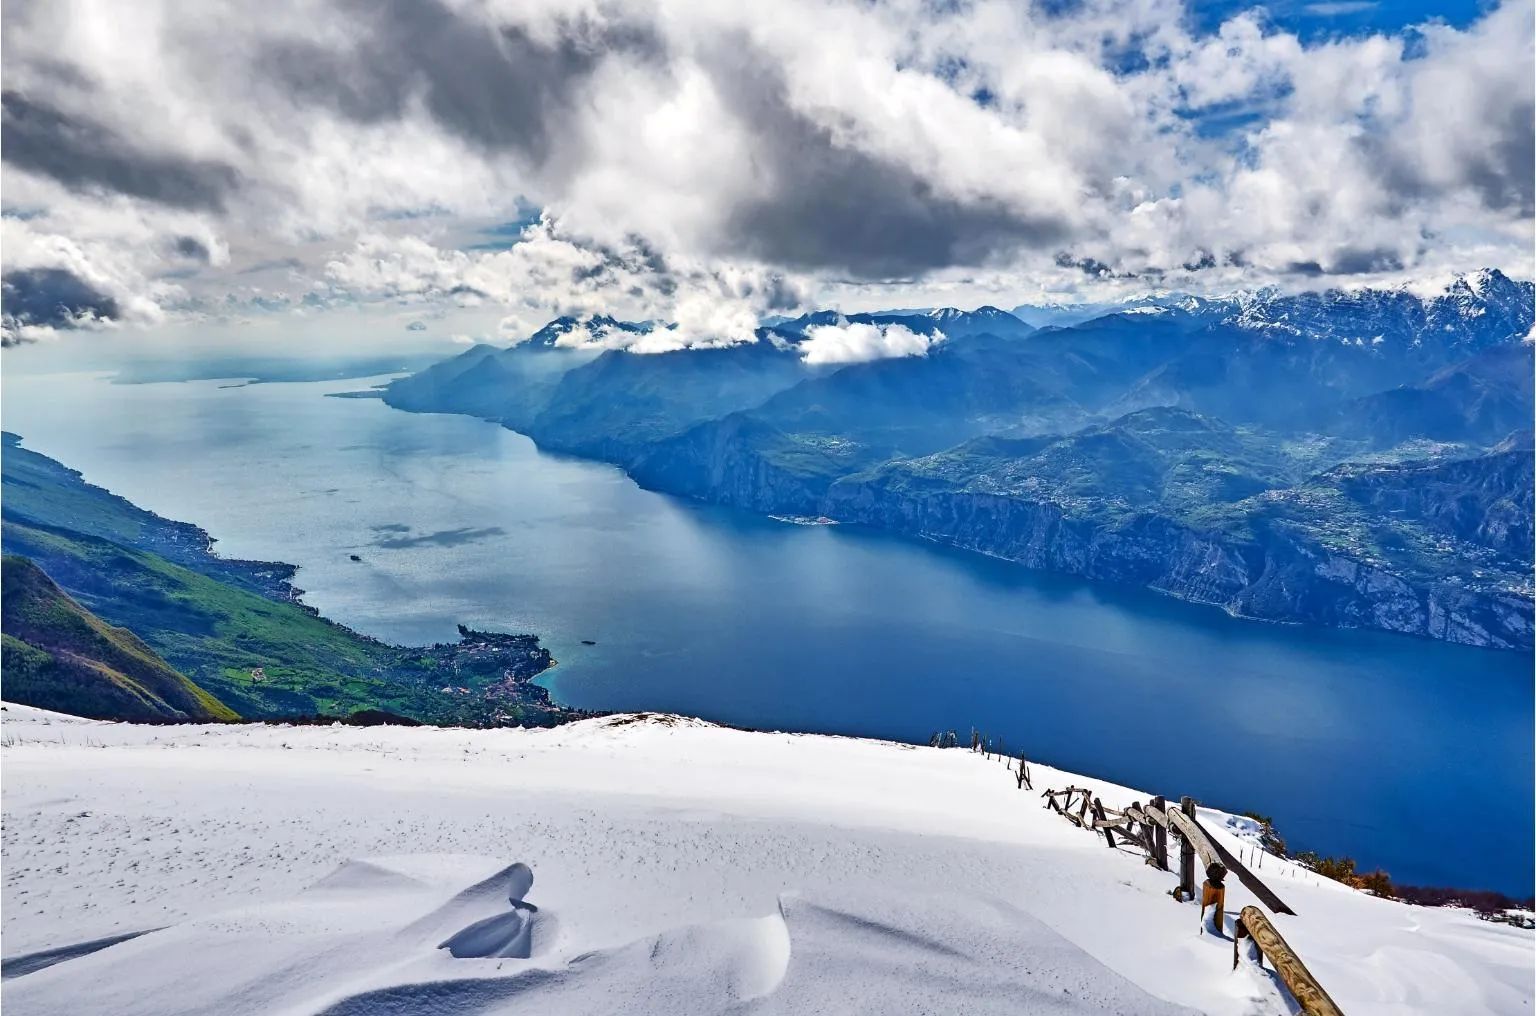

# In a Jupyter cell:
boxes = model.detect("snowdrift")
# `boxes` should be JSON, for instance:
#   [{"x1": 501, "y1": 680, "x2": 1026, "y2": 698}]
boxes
[
  {"x1": 1, "y1": 705, "x2": 1529, "y2": 1015},
  {"x1": 3, "y1": 849, "x2": 1194, "y2": 1015}
]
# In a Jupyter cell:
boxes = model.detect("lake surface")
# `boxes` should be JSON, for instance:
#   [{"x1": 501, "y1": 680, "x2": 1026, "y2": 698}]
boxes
[{"x1": 3, "y1": 370, "x2": 1531, "y2": 894}]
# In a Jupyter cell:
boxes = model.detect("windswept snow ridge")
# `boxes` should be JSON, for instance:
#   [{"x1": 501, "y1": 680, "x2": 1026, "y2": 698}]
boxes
[{"x1": 1, "y1": 705, "x2": 1529, "y2": 1015}]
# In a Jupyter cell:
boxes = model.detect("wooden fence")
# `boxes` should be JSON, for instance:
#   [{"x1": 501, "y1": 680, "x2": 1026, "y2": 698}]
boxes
[
  {"x1": 965, "y1": 735, "x2": 1342, "y2": 1015},
  {"x1": 1236, "y1": 907, "x2": 1345, "y2": 1016}
]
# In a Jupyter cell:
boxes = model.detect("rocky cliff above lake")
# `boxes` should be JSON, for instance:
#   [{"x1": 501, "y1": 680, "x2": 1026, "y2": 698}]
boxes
[{"x1": 382, "y1": 277, "x2": 1536, "y2": 650}]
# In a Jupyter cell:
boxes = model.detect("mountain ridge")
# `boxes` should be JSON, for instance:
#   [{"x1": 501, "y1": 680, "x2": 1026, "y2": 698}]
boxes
[{"x1": 381, "y1": 271, "x2": 1535, "y2": 648}]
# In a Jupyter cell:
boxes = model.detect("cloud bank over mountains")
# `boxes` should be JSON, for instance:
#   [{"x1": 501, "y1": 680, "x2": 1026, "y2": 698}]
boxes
[
  {"x1": 799, "y1": 321, "x2": 941, "y2": 365},
  {"x1": 1, "y1": 0, "x2": 1531, "y2": 346}
]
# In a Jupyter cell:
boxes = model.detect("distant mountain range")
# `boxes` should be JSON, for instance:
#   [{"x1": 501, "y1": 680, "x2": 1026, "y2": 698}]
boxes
[
  {"x1": 384, "y1": 272, "x2": 1535, "y2": 649},
  {"x1": 1013, "y1": 268, "x2": 1533, "y2": 344}
]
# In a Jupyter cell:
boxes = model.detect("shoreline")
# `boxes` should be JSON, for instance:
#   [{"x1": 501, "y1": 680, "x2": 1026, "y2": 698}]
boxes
[
  {"x1": 2, "y1": 432, "x2": 581, "y2": 728},
  {"x1": 435, "y1": 412, "x2": 1531, "y2": 655}
]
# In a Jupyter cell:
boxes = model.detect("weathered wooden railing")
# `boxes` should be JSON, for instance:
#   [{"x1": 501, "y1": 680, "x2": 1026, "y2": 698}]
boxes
[
  {"x1": 1042, "y1": 787, "x2": 1296, "y2": 917},
  {"x1": 967, "y1": 737, "x2": 1338, "y2": 1014},
  {"x1": 1235, "y1": 906, "x2": 1345, "y2": 1016}
]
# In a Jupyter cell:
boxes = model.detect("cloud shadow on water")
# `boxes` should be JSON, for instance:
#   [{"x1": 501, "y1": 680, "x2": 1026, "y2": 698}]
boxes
[{"x1": 372, "y1": 526, "x2": 506, "y2": 549}]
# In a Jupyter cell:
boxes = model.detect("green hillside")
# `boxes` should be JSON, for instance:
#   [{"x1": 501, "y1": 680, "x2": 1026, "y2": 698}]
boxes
[
  {"x1": 2, "y1": 555, "x2": 237, "y2": 721},
  {"x1": 2, "y1": 517, "x2": 562, "y2": 724},
  {"x1": 1, "y1": 435, "x2": 572, "y2": 726},
  {"x1": 2, "y1": 431, "x2": 300, "y2": 599}
]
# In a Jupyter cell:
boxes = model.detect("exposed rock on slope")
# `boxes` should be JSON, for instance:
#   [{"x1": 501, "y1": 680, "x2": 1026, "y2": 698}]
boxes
[{"x1": 822, "y1": 414, "x2": 1533, "y2": 649}]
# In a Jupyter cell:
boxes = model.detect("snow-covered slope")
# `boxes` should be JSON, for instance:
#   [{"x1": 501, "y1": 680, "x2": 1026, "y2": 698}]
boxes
[{"x1": 2, "y1": 705, "x2": 1529, "y2": 1015}]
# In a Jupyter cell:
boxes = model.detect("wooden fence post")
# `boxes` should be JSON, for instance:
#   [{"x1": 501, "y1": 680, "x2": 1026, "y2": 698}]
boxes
[
  {"x1": 1179, "y1": 796, "x2": 1197, "y2": 899},
  {"x1": 1151, "y1": 795, "x2": 1168, "y2": 870},
  {"x1": 1091, "y1": 798, "x2": 1116, "y2": 848}
]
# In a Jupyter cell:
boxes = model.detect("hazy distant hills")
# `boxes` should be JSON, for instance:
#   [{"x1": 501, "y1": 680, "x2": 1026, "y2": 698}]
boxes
[
  {"x1": 384, "y1": 273, "x2": 1535, "y2": 649},
  {"x1": 1330, "y1": 345, "x2": 1534, "y2": 447}
]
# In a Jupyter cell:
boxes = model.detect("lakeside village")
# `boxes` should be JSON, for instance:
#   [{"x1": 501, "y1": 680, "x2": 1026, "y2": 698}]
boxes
[{"x1": 251, "y1": 626, "x2": 574, "y2": 727}]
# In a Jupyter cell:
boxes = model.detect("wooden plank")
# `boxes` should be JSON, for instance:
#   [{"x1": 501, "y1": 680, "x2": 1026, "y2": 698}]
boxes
[
  {"x1": 1150, "y1": 796, "x2": 1168, "y2": 870},
  {"x1": 1103, "y1": 820, "x2": 1148, "y2": 850},
  {"x1": 1190, "y1": 813, "x2": 1297, "y2": 917},
  {"x1": 1238, "y1": 907, "x2": 1344, "y2": 1015},
  {"x1": 1167, "y1": 806, "x2": 1223, "y2": 872}
]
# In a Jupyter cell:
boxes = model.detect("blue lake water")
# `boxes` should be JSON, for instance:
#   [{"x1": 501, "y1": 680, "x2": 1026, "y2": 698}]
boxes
[{"x1": 3, "y1": 370, "x2": 1531, "y2": 894}]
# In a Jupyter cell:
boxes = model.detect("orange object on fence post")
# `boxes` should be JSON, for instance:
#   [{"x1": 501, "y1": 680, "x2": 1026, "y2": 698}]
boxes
[
  {"x1": 1200, "y1": 861, "x2": 1228, "y2": 934},
  {"x1": 1201, "y1": 877, "x2": 1226, "y2": 934}
]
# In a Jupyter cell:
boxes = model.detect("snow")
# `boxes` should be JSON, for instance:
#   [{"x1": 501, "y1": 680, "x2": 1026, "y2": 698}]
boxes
[{"x1": 2, "y1": 705, "x2": 1530, "y2": 1015}]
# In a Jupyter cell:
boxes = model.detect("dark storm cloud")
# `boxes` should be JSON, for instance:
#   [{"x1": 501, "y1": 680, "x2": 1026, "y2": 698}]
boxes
[
  {"x1": 1329, "y1": 247, "x2": 1405, "y2": 275},
  {"x1": 568, "y1": 233, "x2": 806, "y2": 311},
  {"x1": 751, "y1": 274, "x2": 806, "y2": 312},
  {"x1": 260, "y1": 0, "x2": 663, "y2": 163},
  {"x1": 710, "y1": 48, "x2": 1071, "y2": 280},
  {"x1": 1181, "y1": 250, "x2": 1217, "y2": 271},
  {"x1": 1, "y1": 267, "x2": 120, "y2": 343},
  {"x1": 0, "y1": 91, "x2": 241, "y2": 211},
  {"x1": 1362, "y1": 97, "x2": 1536, "y2": 220},
  {"x1": 173, "y1": 236, "x2": 212, "y2": 263},
  {"x1": 1054, "y1": 253, "x2": 1135, "y2": 279},
  {"x1": 1466, "y1": 97, "x2": 1536, "y2": 217}
]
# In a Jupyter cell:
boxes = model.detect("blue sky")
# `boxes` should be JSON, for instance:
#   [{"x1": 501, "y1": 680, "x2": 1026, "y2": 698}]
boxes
[{"x1": 1187, "y1": 0, "x2": 1491, "y2": 37}]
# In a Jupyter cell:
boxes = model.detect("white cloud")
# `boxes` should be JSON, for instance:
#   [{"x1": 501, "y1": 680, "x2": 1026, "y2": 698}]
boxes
[
  {"x1": 324, "y1": 221, "x2": 806, "y2": 351},
  {"x1": 0, "y1": 0, "x2": 1530, "y2": 345},
  {"x1": 799, "y1": 321, "x2": 941, "y2": 365}
]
